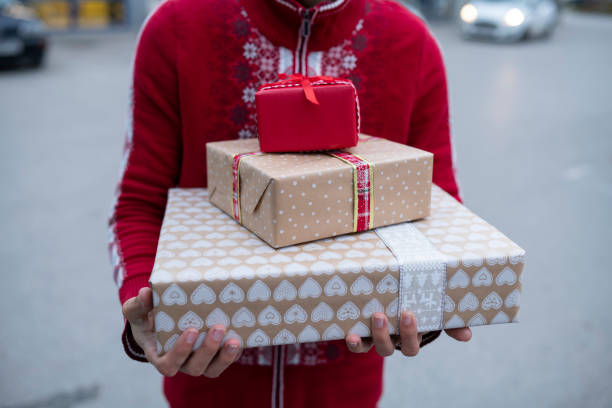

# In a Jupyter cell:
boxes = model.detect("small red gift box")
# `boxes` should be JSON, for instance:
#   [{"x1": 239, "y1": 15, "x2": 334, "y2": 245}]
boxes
[{"x1": 255, "y1": 74, "x2": 360, "y2": 152}]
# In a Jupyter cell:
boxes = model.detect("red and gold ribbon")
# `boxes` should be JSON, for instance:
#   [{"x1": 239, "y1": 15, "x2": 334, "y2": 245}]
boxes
[
  {"x1": 232, "y1": 151, "x2": 264, "y2": 222},
  {"x1": 328, "y1": 151, "x2": 374, "y2": 232}
]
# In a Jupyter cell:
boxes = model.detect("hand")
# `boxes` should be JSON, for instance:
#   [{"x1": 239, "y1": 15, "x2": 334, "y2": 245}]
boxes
[
  {"x1": 345, "y1": 311, "x2": 472, "y2": 357},
  {"x1": 122, "y1": 287, "x2": 242, "y2": 377}
]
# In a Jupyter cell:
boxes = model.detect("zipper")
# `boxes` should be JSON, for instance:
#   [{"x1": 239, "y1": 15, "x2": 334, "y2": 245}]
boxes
[
  {"x1": 296, "y1": 8, "x2": 315, "y2": 75},
  {"x1": 272, "y1": 345, "x2": 285, "y2": 408}
]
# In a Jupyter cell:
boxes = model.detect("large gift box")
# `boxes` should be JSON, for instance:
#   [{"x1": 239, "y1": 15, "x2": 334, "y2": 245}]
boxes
[
  {"x1": 151, "y1": 186, "x2": 525, "y2": 353},
  {"x1": 206, "y1": 136, "x2": 433, "y2": 248},
  {"x1": 256, "y1": 75, "x2": 359, "y2": 152}
]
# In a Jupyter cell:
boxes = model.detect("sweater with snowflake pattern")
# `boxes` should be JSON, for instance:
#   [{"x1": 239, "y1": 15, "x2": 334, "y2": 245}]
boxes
[{"x1": 109, "y1": 0, "x2": 460, "y2": 365}]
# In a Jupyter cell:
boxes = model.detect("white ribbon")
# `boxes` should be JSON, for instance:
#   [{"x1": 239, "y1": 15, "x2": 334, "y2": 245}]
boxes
[{"x1": 375, "y1": 223, "x2": 447, "y2": 332}]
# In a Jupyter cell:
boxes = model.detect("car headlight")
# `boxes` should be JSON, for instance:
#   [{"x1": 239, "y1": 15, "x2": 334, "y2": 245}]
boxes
[
  {"x1": 18, "y1": 20, "x2": 45, "y2": 37},
  {"x1": 503, "y1": 8, "x2": 525, "y2": 27},
  {"x1": 460, "y1": 4, "x2": 478, "y2": 24}
]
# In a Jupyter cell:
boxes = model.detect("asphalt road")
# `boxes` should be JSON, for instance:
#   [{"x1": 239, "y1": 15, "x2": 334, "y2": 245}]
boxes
[{"x1": 1, "y1": 11, "x2": 611, "y2": 408}]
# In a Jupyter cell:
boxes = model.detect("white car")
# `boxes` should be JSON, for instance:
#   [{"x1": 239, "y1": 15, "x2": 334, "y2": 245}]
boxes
[{"x1": 459, "y1": 0, "x2": 560, "y2": 41}]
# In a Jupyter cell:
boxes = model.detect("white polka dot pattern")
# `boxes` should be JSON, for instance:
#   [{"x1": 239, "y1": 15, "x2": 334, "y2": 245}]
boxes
[{"x1": 206, "y1": 136, "x2": 433, "y2": 248}]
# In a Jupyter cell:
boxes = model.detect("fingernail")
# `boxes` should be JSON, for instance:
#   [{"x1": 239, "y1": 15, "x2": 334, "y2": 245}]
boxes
[
  {"x1": 374, "y1": 315, "x2": 385, "y2": 329},
  {"x1": 228, "y1": 343, "x2": 239, "y2": 353},
  {"x1": 402, "y1": 313, "x2": 412, "y2": 326},
  {"x1": 212, "y1": 328, "x2": 224, "y2": 342},
  {"x1": 185, "y1": 330, "x2": 198, "y2": 344}
]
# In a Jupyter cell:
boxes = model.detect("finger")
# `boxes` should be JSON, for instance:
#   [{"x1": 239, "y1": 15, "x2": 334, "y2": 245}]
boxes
[
  {"x1": 179, "y1": 326, "x2": 226, "y2": 376},
  {"x1": 153, "y1": 328, "x2": 199, "y2": 377},
  {"x1": 345, "y1": 334, "x2": 371, "y2": 353},
  {"x1": 399, "y1": 311, "x2": 420, "y2": 357},
  {"x1": 371, "y1": 313, "x2": 395, "y2": 357},
  {"x1": 203, "y1": 340, "x2": 241, "y2": 378},
  {"x1": 122, "y1": 287, "x2": 153, "y2": 325},
  {"x1": 445, "y1": 327, "x2": 472, "y2": 342}
]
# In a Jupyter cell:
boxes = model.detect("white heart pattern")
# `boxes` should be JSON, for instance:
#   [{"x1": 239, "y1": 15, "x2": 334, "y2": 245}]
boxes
[
  {"x1": 205, "y1": 308, "x2": 230, "y2": 328},
  {"x1": 361, "y1": 298, "x2": 384, "y2": 318},
  {"x1": 311, "y1": 302, "x2": 334, "y2": 322},
  {"x1": 273, "y1": 329, "x2": 297, "y2": 345},
  {"x1": 274, "y1": 280, "x2": 297, "y2": 301},
  {"x1": 190, "y1": 283, "x2": 216, "y2": 305},
  {"x1": 448, "y1": 269, "x2": 469, "y2": 289},
  {"x1": 348, "y1": 321, "x2": 370, "y2": 337},
  {"x1": 297, "y1": 325, "x2": 320, "y2": 343},
  {"x1": 443, "y1": 294, "x2": 455, "y2": 312},
  {"x1": 155, "y1": 311, "x2": 175, "y2": 332},
  {"x1": 458, "y1": 292, "x2": 479, "y2": 312},
  {"x1": 472, "y1": 267, "x2": 492, "y2": 287},
  {"x1": 336, "y1": 301, "x2": 360, "y2": 321},
  {"x1": 247, "y1": 280, "x2": 271, "y2": 302},
  {"x1": 222, "y1": 330, "x2": 243, "y2": 347},
  {"x1": 284, "y1": 304, "x2": 308, "y2": 324},
  {"x1": 164, "y1": 333, "x2": 180, "y2": 352},
  {"x1": 491, "y1": 311, "x2": 510, "y2": 324},
  {"x1": 505, "y1": 289, "x2": 521, "y2": 308},
  {"x1": 376, "y1": 274, "x2": 398, "y2": 294},
  {"x1": 386, "y1": 298, "x2": 398, "y2": 317},
  {"x1": 193, "y1": 332, "x2": 206, "y2": 351},
  {"x1": 496, "y1": 266, "x2": 517, "y2": 286},
  {"x1": 467, "y1": 313, "x2": 487, "y2": 326},
  {"x1": 322, "y1": 324, "x2": 344, "y2": 340},
  {"x1": 232, "y1": 307, "x2": 256, "y2": 328},
  {"x1": 298, "y1": 277, "x2": 322, "y2": 299},
  {"x1": 247, "y1": 329, "x2": 271, "y2": 347},
  {"x1": 324, "y1": 275, "x2": 347, "y2": 296},
  {"x1": 311, "y1": 261, "x2": 335, "y2": 275},
  {"x1": 219, "y1": 282, "x2": 245, "y2": 303},
  {"x1": 178, "y1": 311, "x2": 204, "y2": 330},
  {"x1": 258, "y1": 305, "x2": 282, "y2": 326},
  {"x1": 177, "y1": 268, "x2": 202, "y2": 282},
  {"x1": 162, "y1": 283, "x2": 188, "y2": 306},
  {"x1": 445, "y1": 314, "x2": 465, "y2": 329},
  {"x1": 481, "y1": 291, "x2": 503, "y2": 310},
  {"x1": 350, "y1": 276, "x2": 373, "y2": 295}
]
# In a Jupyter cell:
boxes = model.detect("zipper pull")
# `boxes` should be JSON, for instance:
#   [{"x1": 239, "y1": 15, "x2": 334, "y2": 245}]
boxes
[{"x1": 302, "y1": 10, "x2": 311, "y2": 37}]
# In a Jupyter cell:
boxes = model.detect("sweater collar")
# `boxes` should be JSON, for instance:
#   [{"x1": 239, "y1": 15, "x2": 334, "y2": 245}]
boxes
[{"x1": 240, "y1": 0, "x2": 366, "y2": 51}]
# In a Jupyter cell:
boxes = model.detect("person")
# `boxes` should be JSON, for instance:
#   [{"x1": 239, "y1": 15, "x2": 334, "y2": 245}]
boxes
[{"x1": 109, "y1": 0, "x2": 472, "y2": 406}]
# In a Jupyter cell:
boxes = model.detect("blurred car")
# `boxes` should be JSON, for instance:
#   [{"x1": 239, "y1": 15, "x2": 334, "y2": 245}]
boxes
[
  {"x1": 459, "y1": 0, "x2": 560, "y2": 41},
  {"x1": 0, "y1": 0, "x2": 47, "y2": 67}
]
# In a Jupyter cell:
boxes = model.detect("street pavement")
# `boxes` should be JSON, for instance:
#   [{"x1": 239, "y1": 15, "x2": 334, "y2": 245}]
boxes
[{"x1": 0, "y1": 11, "x2": 611, "y2": 408}]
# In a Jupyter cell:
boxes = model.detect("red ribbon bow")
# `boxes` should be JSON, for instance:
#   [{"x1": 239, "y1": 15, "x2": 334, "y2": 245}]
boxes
[{"x1": 265, "y1": 73, "x2": 337, "y2": 105}]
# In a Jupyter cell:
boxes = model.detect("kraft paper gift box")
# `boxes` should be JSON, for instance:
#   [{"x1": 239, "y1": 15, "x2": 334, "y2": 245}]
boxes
[
  {"x1": 206, "y1": 136, "x2": 433, "y2": 248},
  {"x1": 256, "y1": 74, "x2": 359, "y2": 152},
  {"x1": 151, "y1": 186, "x2": 525, "y2": 354}
]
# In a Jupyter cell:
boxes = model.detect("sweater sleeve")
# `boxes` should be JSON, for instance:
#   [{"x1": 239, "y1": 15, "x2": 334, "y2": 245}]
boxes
[
  {"x1": 407, "y1": 26, "x2": 460, "y2": 345},
  {"x1": 407, "y1": 28, "x2": 460, "y2": 202},
  {"x1": 108, "y1": 1, "x2": 181, "y2": 361}
]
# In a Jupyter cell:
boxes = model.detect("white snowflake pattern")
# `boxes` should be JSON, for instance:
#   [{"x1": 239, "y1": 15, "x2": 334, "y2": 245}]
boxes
[
  {"x1": 238, "y1": 128, "x2": 254, "y2": 139},
  {"x1": 243, "y1": 42, "x2": 257, "y2": 60},
  {"x1": 342, "y1": 54, "x2": 357, "y2": 70},
  {"x1": 242, "y1": 86, "x2": 256, "y2": 104}
]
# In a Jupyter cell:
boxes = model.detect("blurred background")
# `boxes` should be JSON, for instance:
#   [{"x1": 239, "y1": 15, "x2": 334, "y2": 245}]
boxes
[{"x1": 0, "y1": 0, "x2": 611, "y2": 407}]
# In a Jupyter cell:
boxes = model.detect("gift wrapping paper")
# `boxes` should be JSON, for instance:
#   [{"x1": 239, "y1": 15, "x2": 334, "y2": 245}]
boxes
[
  {"x1": 151, "y1": 186, "x2": 525, "y2": 354},
  {"x1": 256, "y1": 75, "x2": 359, "y2": 152},
  {"x1": 206, "y1": 136, "x2": 433, "y2": 248}
]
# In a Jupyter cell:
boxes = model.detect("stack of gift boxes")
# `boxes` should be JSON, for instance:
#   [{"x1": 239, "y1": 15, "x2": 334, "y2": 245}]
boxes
[{"x1": 151, "y1": 75, "x2": 525, "y2": 353}]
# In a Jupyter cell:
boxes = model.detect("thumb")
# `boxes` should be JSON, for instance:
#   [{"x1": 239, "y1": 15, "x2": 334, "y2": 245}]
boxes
[{"x1": 122, "y1": 287, "x2": 154, "y2": 325}]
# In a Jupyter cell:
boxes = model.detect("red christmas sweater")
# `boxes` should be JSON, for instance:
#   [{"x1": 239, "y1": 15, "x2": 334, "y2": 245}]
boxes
[{"x1": 110, "y1": 0, "x2": 460, "y2": 366}]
